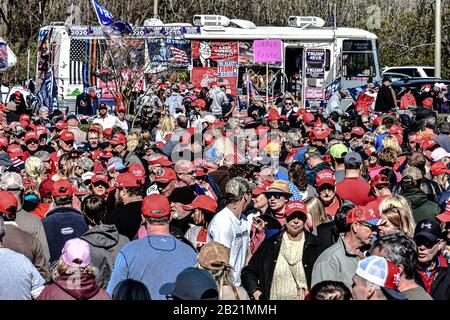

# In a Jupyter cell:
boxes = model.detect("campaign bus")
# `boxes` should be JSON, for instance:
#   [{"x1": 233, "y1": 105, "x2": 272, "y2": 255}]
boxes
[{"x1": 36, "y1": 15, "x2": 382, "y2": 113}]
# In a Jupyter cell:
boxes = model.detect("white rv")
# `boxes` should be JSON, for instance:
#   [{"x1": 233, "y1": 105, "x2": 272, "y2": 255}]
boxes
[{"x1": 36, "y1": 15, "x2": 382, "y2": 112}]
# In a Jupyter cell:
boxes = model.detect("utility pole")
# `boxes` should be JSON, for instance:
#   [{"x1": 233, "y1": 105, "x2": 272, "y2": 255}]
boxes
[
  {"x1": 435, "y1": 0, "x2": 441, "y2": 78},
  {"x1": 153, "y1": 0, "x2": 158, "y2": 19}
]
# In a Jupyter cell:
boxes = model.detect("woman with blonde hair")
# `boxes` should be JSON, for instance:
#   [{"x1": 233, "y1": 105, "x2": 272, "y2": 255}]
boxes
[
  {"x1": 126, "y1": 132, "x2": 140, "y2": 153},
  {"x1": 305, "y1": 197, "x2": 332, "y2": 234},
  {"x1": 378, "y1": 195, "x2": 416, "y2": 237},
  {"x1": 154, "y1": 115, "x2": 175, "y2": 142},
  {"x1": 25, "y1": 156, "x2": 45, "y2": 186},
  {"x1": 381, "y1": 134, "x2": 402, "y2": 155},
  {"x1": 197, "y1": 241, "x2": 249, "y2": 300}
]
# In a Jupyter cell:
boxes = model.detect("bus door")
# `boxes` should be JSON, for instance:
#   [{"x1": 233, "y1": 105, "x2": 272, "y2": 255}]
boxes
[{"x1": 284, "y1": 46, "x2": 304, "y2": 101}]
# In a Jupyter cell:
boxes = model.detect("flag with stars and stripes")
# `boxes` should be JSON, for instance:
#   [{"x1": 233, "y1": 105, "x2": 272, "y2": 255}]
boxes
[{"x1": 70, "y1": 39, "x2": 85, "y2": 85}]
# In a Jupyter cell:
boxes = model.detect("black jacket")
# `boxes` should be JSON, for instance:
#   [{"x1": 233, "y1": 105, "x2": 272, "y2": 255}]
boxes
[
  {"x1": 374, "y1": 85, "x2": 396, "y2": 113},
  {"x1": 415, "y1": 259, "x2": 450, "y2": 300},
  {"x1": 394, "y1": 178, "x2": 444, "y2": 204},
  {"x1": 241, "y1": 229, "x2": 324, "y2": 300},
  {"x1": 316, "y1": 221, "x2": 340, "y2": 249}
]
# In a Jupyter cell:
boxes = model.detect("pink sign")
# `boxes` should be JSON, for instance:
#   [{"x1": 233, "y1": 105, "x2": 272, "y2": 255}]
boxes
[
  {"x1": 305, "y1": 87, "x2": 325, "y2": 100},
  {"x1": 253, "y1": 39, "x2": 282, "y2": 63}
]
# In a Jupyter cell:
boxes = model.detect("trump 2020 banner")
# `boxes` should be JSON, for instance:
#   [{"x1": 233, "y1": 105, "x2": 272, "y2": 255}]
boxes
[
  {"x1": 147, "y1": 38, "x2": 191, "y2": 74},
  {"x1": 191, "y1": 41, "x2": 238, "y2": 95}
]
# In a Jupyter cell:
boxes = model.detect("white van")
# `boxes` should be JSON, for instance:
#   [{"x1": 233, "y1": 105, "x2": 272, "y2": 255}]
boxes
[{"x1": 382, "y1": 66, "x2": 435, "y2": 78}]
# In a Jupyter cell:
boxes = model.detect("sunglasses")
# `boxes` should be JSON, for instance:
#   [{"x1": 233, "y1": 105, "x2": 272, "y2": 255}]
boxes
[
  {"x1": 359, "y1": 222, "x2": 379, "y2": 232},
  {"x1": 266, "y1": 192, "x2": 285, "y2": 199},
  {"x1": 63, "y1": 140, "x2": 74, "y2": 146},
  {"x1": 26, "y1": 139, "x2": 39, "y2": 144},
  {"x1": 363, "y1": 140, "x2": 375, "y2": 145},
  {"x1": 415, "y1": 238, "x2": 438, "y2": 249}
]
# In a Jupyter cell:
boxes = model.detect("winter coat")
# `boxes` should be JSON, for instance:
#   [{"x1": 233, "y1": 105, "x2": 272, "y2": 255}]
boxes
[
  {"x1": 415, "y1": 255, "x2": 450, "y2": 300},
  {"x1": 375, "y1": 85, "x2": 396, "y2": 113},
  {"x1": 241, "y1": 229, "x2": 324, "y2": 300},
  {"x1": 400, "y1": 188, "x2": 440, "y2": 223},
  {"x1": 37, "y1": 274, "x2": 110, "y2": 300},
  {"x1": 81, "y1": 224, "x2": 129, "y2": 288},
  {"x1": 42, "y1": 206, "x2": 88, "y2": 265},
  {"x1": 394, "y1": 178, "x2": 444, "y2": 204}
]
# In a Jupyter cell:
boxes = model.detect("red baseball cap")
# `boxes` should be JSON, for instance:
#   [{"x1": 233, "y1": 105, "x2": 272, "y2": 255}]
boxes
[
  {"x1": 114, "y1": 172, "x2": 143, "y2": 189},
  {"x1": 388, "y1": 125, "x2": 403, "y2": 135},
  {"x1": 436, "y1": 199, "x2": 450, "y2": 223},
  {"x1": 267, "y1": 108, "x2": 280, "y2": 121},
  {"x1": 116, "y1": 106, "x2": 126, "y2": 113},
  {"x1": 182, "y1": 195, "x2": 217, "y2": 213},
  {"x1": 430, "y1": 162, "x2": 450, "y2": 176},
  {"x1": 351, "y1": 127, "x2": 365, "y2": 137},
  {"x1": 154, "y1": 168, "x2": 177, "y2": 183},
  {"x1": 56, "y1": 121, "x2": 68, "y2": 130},
  {"x1": 88, "y1": 126, "x2": 100, "y2": 134},
  {"x1": 316, "y1": 169, "x2": 335, "y2": 188},
  {"x1": 148, "y1": 157, "x2": 173, "y2": 167},
  {"x1": 303, "y1": 113, "x2": 315, "y2": 124},
  {"x1": 110, "y1": 133, "x2": 127, "y2": 146},
  {"x1": 7, "y1": 144, "x2": 23, "y2": 158},
  {"x1": 285, "y1": 201, "x2": 308, "y2": 218},
  {"x1": 192, "y1": 99, "x2": 206, "y2": 109},
  {"x1": 0, "y1": 191, "x2": 18, "y2": 215},
  {"x1": 52, "y1": 179, "x2": 73, "y2": 197},
  {"x1": 39, "y1": 179, "x2": 54, "y2": 198},
  {"x1": 24, "y1": 131, "x2": 39, "y2": 142},
  {"x1": 19, "y1": 120, "x2": 29, "y2": 129},
  {"x1": 0, "y1": 136, "x2": 8, "y2": 148},
  {"x1": 252, "y1": 180, "x2": 272, "y2": 196},
  {"x1": 20, "y1": 114, "x2": 31, "y2": 123},
  {"x1": 36, "y1": 125, "x2": 47, "y2": 137},
  {"x1": 99, "y1": 151, "x2": 113, "y2": 160},
  {"x1": 346, "y1": 206, "x2": 381, "y2": 225},
  {"x1": 141, "y1": 194, "x2": 171, "y2": 217},
  {"x1": 23, "y1": 177, "x2": 36, "y2": 188},
  {"x1": 91, "y1": 173, "x2": 109, "y2": 186},
  {"x1": 103, "y1": 128, "x2": 113, "y2": 137},
  {"x1": 310, "y1": 129, "x2": 330, "y2": 141},
  {"x1": 373, "y1": 117, "x2": 384, "y2": 126},
  {"x1": 370, "y1": 174, "x2": 390, "y2": 187},
  {"x1": 60, "y1": 130, "x2": 75, "y2": 142},
  {"x1": 128, "y1": 164, "x2": 146, "y2": 179},
  {"x1": 422, "y1": 140, "x2": 438, "y2": 151}
]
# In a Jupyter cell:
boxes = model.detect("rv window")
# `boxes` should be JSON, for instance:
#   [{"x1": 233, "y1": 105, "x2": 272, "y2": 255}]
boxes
[
  {"x1": 325, "y1": 50, "x2": 330, "y2": 71},
  {"x1": 343, "y1": 40, "x2": 372, "y2": 52},
  {"x1": 342, "y1": 53, "x2": 375, "y2": 77}
]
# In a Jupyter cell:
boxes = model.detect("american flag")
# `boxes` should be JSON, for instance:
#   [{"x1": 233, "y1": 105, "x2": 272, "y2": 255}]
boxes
[
  {"x1": 70, "y1": 39, "x2": 85, "y2": 84},
  {"x1": 169, "y1": 46, "x2": 189, "y2": 64}
]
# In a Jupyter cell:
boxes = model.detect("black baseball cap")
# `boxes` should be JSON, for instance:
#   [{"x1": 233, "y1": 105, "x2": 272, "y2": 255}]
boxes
[
  {"x1": 159, "y1": 267, "x2": 218, "y2": 300},
  {"x1": 168, "y1": 186, "x2": 196, "y2": 205},
  {"x1": 414, "y1": 218, "x2": 443, "y2": 243}
]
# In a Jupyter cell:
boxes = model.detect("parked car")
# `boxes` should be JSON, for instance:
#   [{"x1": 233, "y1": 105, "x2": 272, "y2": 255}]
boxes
[
  {"x1": 382, "y1": 66, "x2": 436, "y2": 78},
  {"x1": 382, "y1": 72, "x2": 412, "y2": 82},
  {"x1": 391, "y1": 78, "x2": 450, "y2": 106}
]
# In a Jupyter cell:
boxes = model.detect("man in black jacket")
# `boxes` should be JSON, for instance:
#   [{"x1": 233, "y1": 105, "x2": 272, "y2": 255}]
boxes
[
  {"x1": 375, "y1": 78, "x2": 396, "y2": 113},
  {"x1": 414, "y1": 218, "x2": 450, "y2": 300},
  {"x1": 241, "y1": 201, "x2": 324, "y2": 300}
]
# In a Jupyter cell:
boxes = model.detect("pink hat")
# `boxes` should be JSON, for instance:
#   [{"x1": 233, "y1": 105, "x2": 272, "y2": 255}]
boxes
[{"x1": 61, "y1": 238, "x2": 91, "y2": 268}]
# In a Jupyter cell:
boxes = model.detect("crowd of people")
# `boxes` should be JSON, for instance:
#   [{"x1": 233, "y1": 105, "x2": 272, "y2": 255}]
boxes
[{"x1": 0, "y1": 77, "x2": 449, "y2": 301}]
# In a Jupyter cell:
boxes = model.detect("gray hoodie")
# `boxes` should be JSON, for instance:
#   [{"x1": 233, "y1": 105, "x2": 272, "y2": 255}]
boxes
[{"x1": 81, "y1": 224, "x2": 129, "y2": 288}]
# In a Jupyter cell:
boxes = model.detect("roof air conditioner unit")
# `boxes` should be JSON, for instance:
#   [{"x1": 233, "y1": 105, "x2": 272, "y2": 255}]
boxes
[
  {"x1": 144, "y1": 18, "x2": 164, "y2": 27},
  {"x1": 193, "y1": 15, "x2": 230, "y2": 27},
  {"x1": 288, "y1": 16, "x2": 325, "y2": 28}
]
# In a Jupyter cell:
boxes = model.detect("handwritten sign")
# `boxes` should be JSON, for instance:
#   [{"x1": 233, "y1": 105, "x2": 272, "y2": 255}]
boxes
[{"x1": 253, "y1": 39, "x2": 282, "y2": 63}]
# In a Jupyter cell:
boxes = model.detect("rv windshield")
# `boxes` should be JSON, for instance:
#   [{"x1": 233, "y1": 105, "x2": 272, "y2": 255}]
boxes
[{"x1": 342, "y1": 52, "x2": 375, "y2": 77}]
